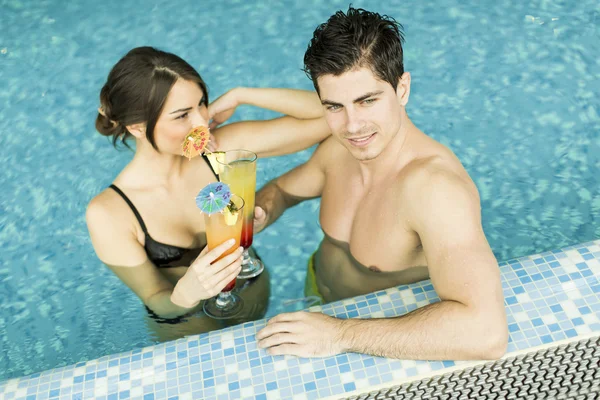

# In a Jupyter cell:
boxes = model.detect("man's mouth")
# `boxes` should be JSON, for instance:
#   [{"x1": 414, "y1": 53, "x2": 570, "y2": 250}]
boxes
[{"x1": 347, "y1": 133, "x2": 376, "y2": 147}]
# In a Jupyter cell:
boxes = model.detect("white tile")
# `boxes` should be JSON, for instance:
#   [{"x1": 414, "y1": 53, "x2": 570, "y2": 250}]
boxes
[
  {"x1": 15, "y1": 388, "x2": 27, "y2": 397},
  {"x1": 560, "y1": 301, "x2": 581, "y2": 318},
  {"x1": 266, "y1": 390, "x2": 281, "y2": 400},
  {"x1": 340, "y1": 372, "x2": 354, "y2": 383},
  {"x1": 273, "y1": 359, "x2": 287, "y2": 371},
  {"x1": 240, "y1": 386, "x2": 254, "y2": 397},
  {"x1": 95, "y1": 385, "x2": 107, "y2": 396},
  {"x1": 107, "y1": 366, "x2": 120, "y2": 376},
  {"x1": 587, "y1": 259, "x2": 600, "y2": 273},
  {"x1": 575, "y1": 325, "x2": 592, "y2": 335},
  {"x1": 355, "y1": 378, "x2": 369, "y2": 390},
  {"x1": 516, "y1": 293, "x2": 531, "y2": 303},
  {"x1": 179, "y1": 394, "x2": 192, "y2": 400},
  {"x1": 131, "y1": 387, "x2": 143, "y2": 397},
  {"x1": 293, "y1": 393, "x2": 308, "y2": 400},
  {"x1": 225, "y1": 363, "x2": 238, "y2": 374},
  {"x1": 370, "y1": 311, "x2": 385, "y2": 318},
  {"x1": 216, "y1": 384, "x2": 228, "y2": 394},
  {"x1": 61, "y1": 378, "x2": 72, "y2": 388},
  {"x1": 152, "y1": 355, "x2": 166, "y2": 366},
  {"x1": 515, "y1": 312, "x2": 529, "y2": 322},
  {"x1": 417, "y1": 363, "x2": 431, "y2": 375},
  {"x1": 582, "y1": 314, "x2": 599, "y2": 324},
  {"x1": 541, "y1": 314, "x2": 558, "y2": 325},
  {"x1": 400, "y1": 289, "x2": 416, "y2": 304},
  {"x1": 239, "y1": 369, "x2": 252, "y2": 380},
  {"x1": 299, "y1": 363, "x2": 313, "y2": 374},
  {"x1": 118, "y1": 381, "x2": 132, "y2": 391},
  {"x1": 402, "y1": 360, "x2": 417, "y2": 369}
]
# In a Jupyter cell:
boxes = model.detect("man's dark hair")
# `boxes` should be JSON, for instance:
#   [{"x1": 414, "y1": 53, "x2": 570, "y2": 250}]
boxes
[{"x1": 303, "y1": 6, "x2": 405, "y2": 93}]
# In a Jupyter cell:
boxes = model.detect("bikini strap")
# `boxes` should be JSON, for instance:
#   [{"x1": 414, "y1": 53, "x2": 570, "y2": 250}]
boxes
[{"x1": 108, "y1": 184, "x2": 149, "y2": 234}]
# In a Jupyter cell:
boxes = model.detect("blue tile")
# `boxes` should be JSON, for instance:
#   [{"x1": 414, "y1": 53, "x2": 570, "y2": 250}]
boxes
[
  {"x1": 548, "y1": 324, "x2": 560, "y2": 332},
  {"x1": 108, "y1": 395, "x2": 118, "y2": 400},
  {"x1": 343, "y1": 383, "x2": 356, "y2": 392},
  {"x1": 577, "y1": 248, "x2": 589, "y2": 254},
  {"x1": 224, "y1": 348, "x2": 234, "y2": 357},
  {"x1": 142, "y1": 352, "x2": 153, "y2": 359},
  {"x1": 73, "y1": 376, "x2": 84, "y2": 384},
  {"x1": 339, "y1": 364, "x2": 351, "y2": 373},
  {"x1": 204, "y1": 379, "x2": 214, "y2": 388},
  {"x1": 255, "y1": 395, "x2": 267, "y2": 400},
  {"x1": 532, "y1": 318, "x2": 543, "y2": 327},
  {"x1": 211, "y1": 343, "x2": 222, "y2": 351},
  {"x1": 571, "y1": 317, "x2": 584, "y2": 326},
  {"x1": 519, "y1": 276, "x2": 532, "y2": 284},
  {"x1": 189, "y1": 356, "x2": 200, "y2": 365},
  {"x1": 531, "y1": 273, "x2": 543, "y2": 281},
  {"x1": 516, "y1": 270, "x2": 528, "y2": 277},
  {"x1": 565, "y1": 329, "x2": 578, "y2": 338},
  {"x1": 550, "y1": 304, "x2": 563, "y2": 313},
  {"x1": 583, "y1": 254, "x2": 594, "y2": 260},
  {"x1": 228, "y1": 382, "x2": 240, "y2": 391},
  {"x1": 166, "y1": 362, "x2": 177, "y2": 371},
  {"x1": 304, "y1": 382, "x2": 317, "y2": 392},
  {"x1": 177, "y1": 351, "x2": 188, "y2": 359},
  {"x1": 513, "y1": 286, "x2": 525, "y2": 295},
  {"x1": 49, "y1": 390, "x2": 60, "y2": 398},
  {"x1": 348, "y1": 310, "x2": 359, "y2": 318},
  {"x1": 505, "y1": 296, "x2": 517, "y2": 305},
  {"x1": 578, "y1": 306, "x2": 591, "y2": 315},
  {"x1": 109, "y1": 360, "x2": 119, "y2": 367},
  {"x1": 442, "y1": 361, "x2": 455, "y2": 367},
  {"x1": 201, "y1": 354, "x2": 211, "y2": 362},
  {"x1": 266, "y1": 382, "x2": 278, "y2": 391},
  {"x1": 508, "y1": 323, "x2": 519, "y2": 333},
  {"x1": 534, "y1": 258, "x2": 545, "y2": 265},
  {"x1": 549, "y1": 261, "x2": 561, "y2": 268},
  {"x1": 119, "y1": 391, "x2": 130, "y2": 399}
]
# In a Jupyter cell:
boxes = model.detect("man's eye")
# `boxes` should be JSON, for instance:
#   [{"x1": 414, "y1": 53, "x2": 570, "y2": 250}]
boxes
[
  {"x1": 327, "y1": 105, "x2": 341, "y2": 111},
  {"x1": 363, "y1": 98, "x2": 376, "y2": 104}
]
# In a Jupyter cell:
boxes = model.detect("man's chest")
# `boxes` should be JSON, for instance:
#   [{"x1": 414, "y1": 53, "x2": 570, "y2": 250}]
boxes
[{"x1": 319, "y1": 171, "x2": 425, "y2": 272}]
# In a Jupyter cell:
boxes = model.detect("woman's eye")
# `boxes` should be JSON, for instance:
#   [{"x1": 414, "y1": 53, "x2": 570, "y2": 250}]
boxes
[{"x1": 177, "y1": 112, "x2": 189, "y2": 120}]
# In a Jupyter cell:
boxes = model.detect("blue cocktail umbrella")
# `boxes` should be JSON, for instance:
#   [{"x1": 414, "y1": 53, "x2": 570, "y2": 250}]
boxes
[{"x1": 196, "y1": 182, "x2": 232, "y2": 214}]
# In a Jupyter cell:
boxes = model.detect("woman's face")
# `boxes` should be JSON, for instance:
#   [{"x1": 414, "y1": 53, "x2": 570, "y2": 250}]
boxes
[{"x1": 153, "y1": 78, "x2": 209, "y2": 155}]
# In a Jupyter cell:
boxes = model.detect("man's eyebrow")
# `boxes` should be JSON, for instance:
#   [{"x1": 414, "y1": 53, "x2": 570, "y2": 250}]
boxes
[{"x1": 320, "y1": 91, "x2": 384, "y2": 107}]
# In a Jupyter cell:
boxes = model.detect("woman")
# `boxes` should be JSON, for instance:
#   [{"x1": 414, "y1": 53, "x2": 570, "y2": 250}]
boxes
[{"x1": 86, "y1": 46, "x2": 327, "y2": 341}]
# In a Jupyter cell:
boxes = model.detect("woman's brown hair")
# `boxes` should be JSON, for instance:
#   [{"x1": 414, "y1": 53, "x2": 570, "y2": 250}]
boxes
[{"x1": 96, "y1": 47, "x2": 208, "y2": 150}]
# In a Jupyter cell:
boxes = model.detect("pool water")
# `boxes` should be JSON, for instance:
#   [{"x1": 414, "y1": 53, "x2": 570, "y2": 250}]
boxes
[{"x1": 1, "y1": 0, "x2": 599, "y2": 381}]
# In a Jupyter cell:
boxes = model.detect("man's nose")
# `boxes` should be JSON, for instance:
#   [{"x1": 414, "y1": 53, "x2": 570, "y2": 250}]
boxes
[{"x1": 345, "y1": 108, "x2": 365, "y2": 135}]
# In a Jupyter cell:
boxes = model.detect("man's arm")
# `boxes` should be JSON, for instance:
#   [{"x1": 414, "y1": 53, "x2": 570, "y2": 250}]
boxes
[
  {"x1": 258, "y1": 169, "x2": 508, "y2": 360},
  {"x1": 254, "y1": 138, "x2": 329, "y2": 233}
]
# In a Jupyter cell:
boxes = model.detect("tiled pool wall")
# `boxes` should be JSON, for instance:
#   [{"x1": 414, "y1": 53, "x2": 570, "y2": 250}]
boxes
[{"x1": 1, "y1": 239, "x2": 599, "y2": 400}]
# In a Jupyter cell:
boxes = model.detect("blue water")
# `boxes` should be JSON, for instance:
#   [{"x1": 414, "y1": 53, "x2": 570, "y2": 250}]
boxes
[{"x1": 1, "y1": 0, "x2": 599, "y2": 381}]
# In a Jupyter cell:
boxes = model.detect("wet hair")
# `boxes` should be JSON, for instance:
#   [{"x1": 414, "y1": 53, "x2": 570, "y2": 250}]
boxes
[
  {"x1": 303, "y1": 6, "x2": 405, "y2": 93},
  {"x1": 96, "y1": 46, "x2": 208, "y2": 150}
]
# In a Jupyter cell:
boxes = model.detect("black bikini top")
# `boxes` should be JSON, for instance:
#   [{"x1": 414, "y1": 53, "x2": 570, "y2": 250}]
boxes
[{"x1": 108, "y1": 155, "x2": 218, "y2": 268}]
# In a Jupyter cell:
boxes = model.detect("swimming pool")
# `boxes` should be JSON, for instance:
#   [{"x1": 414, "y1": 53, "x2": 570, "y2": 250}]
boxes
[{"x1": 0, "y1": 0, "x2": 598, "y2": 382}]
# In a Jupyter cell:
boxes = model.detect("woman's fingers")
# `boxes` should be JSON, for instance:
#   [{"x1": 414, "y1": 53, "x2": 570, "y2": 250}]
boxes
[{"x1": 193, "y1": 239, "x2": 236, "y2": 271}]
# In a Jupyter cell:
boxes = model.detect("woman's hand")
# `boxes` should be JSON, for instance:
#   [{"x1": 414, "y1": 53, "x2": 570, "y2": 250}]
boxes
[
  {"x1": 170, "y1": 239, "x2": 244, "y2": 308},
  {"x1": 208, "y1": 88, "x2": 242, "y2": 130}
]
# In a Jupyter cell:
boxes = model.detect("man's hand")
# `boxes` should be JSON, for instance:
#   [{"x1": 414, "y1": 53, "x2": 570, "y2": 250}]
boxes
[
  {"x1": 253, "y1": 206, "x2": 268, "y2": 234},
  {"x1": 208, "y1": 88, "x2": 241, "y2": 130},
  {"x1": 256, "y1": 311, "x2": 348, "y2": 357}
]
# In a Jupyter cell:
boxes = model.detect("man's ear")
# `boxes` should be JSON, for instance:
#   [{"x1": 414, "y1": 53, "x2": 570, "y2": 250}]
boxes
[
  {"x1": 396, "y1": 72, "x2": 411, "y2": 106},
  {"x1": 126, "y1": 123, "x2": 146, "y2": 139}
]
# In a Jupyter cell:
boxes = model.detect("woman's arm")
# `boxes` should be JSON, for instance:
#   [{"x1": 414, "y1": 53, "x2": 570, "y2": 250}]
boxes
[{"x1": 209, "y1": 87, "x2": 322, "y2": 129}]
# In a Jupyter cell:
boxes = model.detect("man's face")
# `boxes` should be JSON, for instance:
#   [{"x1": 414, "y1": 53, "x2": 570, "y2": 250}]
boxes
[{"x1": 318, "y1": 68, "x2": 405, "y2": 161}]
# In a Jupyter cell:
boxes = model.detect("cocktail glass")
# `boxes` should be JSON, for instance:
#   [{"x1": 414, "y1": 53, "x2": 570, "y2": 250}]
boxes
[
  {"x1": 202, "y1": 194, "x2": 245, "y2": 319},
  {"x1": 216, "y1": 150, "x2": 265, "y2": 279}
]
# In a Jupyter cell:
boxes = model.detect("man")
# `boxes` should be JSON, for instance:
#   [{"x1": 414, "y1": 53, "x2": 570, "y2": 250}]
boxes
[{"x1": 254, "y1": 7, "x2": 508, "y2": 360}]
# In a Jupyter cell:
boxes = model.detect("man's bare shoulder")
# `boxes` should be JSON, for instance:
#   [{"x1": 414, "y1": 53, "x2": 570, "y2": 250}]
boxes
[{"x1": 399, "y1": 152, "x2": 480, "y2": 209}]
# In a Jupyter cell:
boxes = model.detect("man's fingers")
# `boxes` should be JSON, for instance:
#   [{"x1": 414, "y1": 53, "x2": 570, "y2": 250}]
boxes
[
  {"x1": 265, "y1": 344, "x2": 303, "y2": 357},
  {"x1": 258, "y1": 333, "x2": 298, "y2": 349}
]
